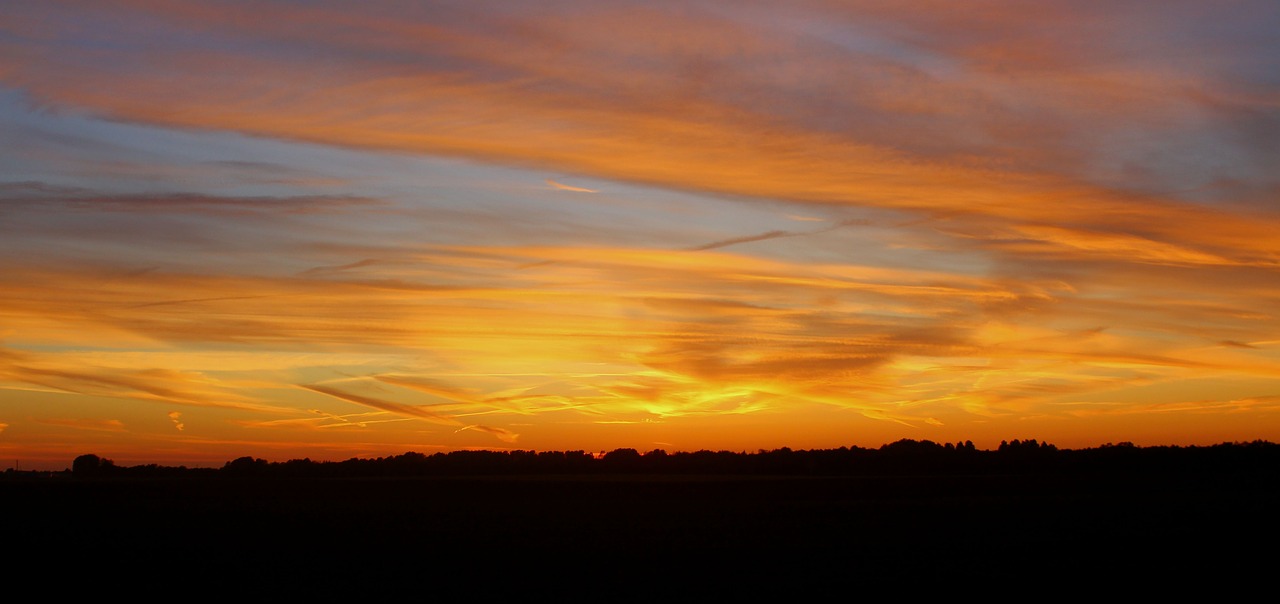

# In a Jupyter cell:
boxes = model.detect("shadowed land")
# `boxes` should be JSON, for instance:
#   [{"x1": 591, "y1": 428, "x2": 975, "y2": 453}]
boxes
[{"x1": 6, "y1": 440, "x2": 1277, "y2": 596}]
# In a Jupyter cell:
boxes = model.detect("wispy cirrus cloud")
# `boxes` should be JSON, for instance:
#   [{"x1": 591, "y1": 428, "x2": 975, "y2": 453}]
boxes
[
  {"x1": 2, "y1": 0, "x2": 1279, "y2": 463},
  {"x1": 546, "y1": 179, "x2": 598, "y2": 194},
  {"x1": 297, "y1": 384, "x2": 461, "y2": 426},
  {"x1": 0, "y1": 346, "x2": 291, "y2": 413},
  {"x1": 0, "y1": 185, "x2": 386, "y2": 216},
  {"x1": 6, "y1": 1, "x2": 1276, "y2": 216},
  {"x1": 38, "y1": 418, "x2": 127, "y2": 432},
  {"x1": 298, "y1": 383, "x2": 520, "y2": 444},
  {"x1": 454, "y1": 424, "x2": 520, "y2": 444}
]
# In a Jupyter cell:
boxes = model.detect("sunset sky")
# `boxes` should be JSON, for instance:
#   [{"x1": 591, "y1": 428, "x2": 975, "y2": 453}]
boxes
[{"x1": 3, "y1": 1, "x2": 1279, "y2": 469}]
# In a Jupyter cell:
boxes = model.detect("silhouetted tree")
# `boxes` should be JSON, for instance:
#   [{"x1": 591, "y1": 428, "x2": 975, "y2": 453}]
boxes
[
  {"x1": 222, "y1": 456, "x2": 270, "y2": 476},
  {"x1": 72, "y1": 453, "x2": 115, "y2": 477},
  {"x1": 47, "y1": 438, "x2": 1280, "y2": 479},
  {"x1": 602, "y1": 448, "x2": 643, "y2": 472}
]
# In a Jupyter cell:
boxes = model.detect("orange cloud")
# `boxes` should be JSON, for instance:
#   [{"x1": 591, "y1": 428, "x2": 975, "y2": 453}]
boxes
[
  {"x1": 298, "y1": 384, "x2": 462, "y2": 426},
  {"x1": 0, "y1": 347, "x2": 290, "y2": 413},
  {"x1": 39, "y1": 418, "x2": 128, "y2": 432},
  {"x1": 546, "y1": 179, "x2": 599, "y2": 193}
]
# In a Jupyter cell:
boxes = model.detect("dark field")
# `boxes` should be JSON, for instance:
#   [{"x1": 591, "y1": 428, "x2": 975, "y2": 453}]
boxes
[{"x1": 6, "y1": 470, "x2": 1276, "y2": 596}]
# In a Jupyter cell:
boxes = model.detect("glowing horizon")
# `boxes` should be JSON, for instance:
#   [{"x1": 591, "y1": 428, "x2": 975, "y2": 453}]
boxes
[{"x1": 3, "y1": 1, "x2": 1279, "y2": 470}]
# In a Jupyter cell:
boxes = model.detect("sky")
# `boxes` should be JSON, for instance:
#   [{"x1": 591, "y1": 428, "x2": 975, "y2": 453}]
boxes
[{"x1": 2, "y1": 0, "x2": 1279, "y2": 470}]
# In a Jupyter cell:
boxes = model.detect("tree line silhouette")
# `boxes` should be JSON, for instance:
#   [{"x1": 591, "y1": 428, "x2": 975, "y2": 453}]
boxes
[
  {"x1": 10, "y1": 438, "x2": 1278, "y2": 594},
  {"x1": 55, "y1": 438, "x2": 1280, "y2": 479}
]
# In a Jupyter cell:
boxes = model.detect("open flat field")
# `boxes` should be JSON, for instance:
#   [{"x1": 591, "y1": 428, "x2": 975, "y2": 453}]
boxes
[{"x1": 5, "y1": 471, "x2": 1276, "y2": 595}]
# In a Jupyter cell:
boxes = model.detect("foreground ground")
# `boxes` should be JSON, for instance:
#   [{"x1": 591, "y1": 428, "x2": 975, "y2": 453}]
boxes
[{"x1": 5, "y1": 471, "x2": 1275, "y2": 596}]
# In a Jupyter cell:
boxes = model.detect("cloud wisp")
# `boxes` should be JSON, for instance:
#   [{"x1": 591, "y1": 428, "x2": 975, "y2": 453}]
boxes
[
  {"x1": 298, "y1": 383, "x2": 520, "y2": 444},
  {"x1": 546, "y1": 179, "x2": 599, "y2": 194}
]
